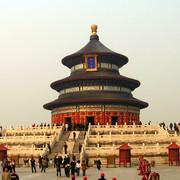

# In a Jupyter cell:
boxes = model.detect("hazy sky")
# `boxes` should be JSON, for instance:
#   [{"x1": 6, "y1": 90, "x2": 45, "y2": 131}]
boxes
[{"x1": 0, "y1": 1, "x2": 180, "y2": 127}]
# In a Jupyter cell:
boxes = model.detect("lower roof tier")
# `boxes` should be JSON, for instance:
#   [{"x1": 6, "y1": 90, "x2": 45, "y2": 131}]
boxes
[
  {"x1": 51, "y1": 74, "x2": 140, "y2": 92},
  {"x1": 43, "y1": 91, "x2": 148, "y2": 110}
]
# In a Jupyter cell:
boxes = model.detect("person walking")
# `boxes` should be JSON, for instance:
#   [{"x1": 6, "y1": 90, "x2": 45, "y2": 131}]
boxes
[
  {"x1": 48, "y1": 144, "x2": 51, "y2": 154},
  {"x1": 38, "y1": 156, "x2": 42, "y2": 169},
  {"x1": 66, "y1": 155, "x2": 70, "y2": 164},
  {"x1": 2, "y1": 168, "x2": 11, "y2": 180},
  {"x1": 81, "y1": 160, "x2": 86, "y2": 176},
  {"x1": 76, "y1": 160, "x2": 81, "y2": 176},
  {"x1": 79, "y1": 143, "x2": 82, "y2": 153},
  {"x1": 70, "y1": 160, "x2": 76, "y2": 175},
  {"x1": 45, "y1": 156, "x2": 49, "y2": 168},
  {"x1": 30, "y1": 157, "x2": 36, "y2": 173},
  {"x1": 98, "y1": 173, "x2": 106, "y2": 180},
  {"x1": 11, "y1": 160, "x2": 16, "y2": 173},
  {"x1": 65, "y1": 164, "x2": 71, "y2": 177},
  {"x1": 10, "y1": 170, "x2": 19, "y2": 180},
  {"x1": 41, "y1": 157, "x2": 47, "y2": 173},
  {"x1": 64, "y1": 142, "x2": 68, "y2": 154},
  {"x1": 54, "y1": 155, "x2": 57, "y2": 168},
  {"x1": 97, "y1": 158, "x2": 101, "y2": 170},
  {"x1": 56, "y1": 160, "x2": 61, "y2": 177},
  {"x1": 73, "y1": 132, "x2": 76, "y2": 141},
  {"x1": 65, "y1": 124, "x2": 68, "y2": 132},
  {"x1": 50, "y1": 158, "x2": 53, "y2": 168}
]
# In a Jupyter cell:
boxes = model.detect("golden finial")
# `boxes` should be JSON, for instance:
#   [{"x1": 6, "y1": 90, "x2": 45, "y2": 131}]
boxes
[{"x1": 91, "y1": 24, "x2": 98, "y2": 36}]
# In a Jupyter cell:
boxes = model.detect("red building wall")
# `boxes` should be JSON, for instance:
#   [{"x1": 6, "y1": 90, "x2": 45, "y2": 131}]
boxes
[{"x1": 52, "y1": 108, "x2": 140, "y2": 126}]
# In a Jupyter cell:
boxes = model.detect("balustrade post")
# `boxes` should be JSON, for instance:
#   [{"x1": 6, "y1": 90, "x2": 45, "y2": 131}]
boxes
[
  {"x1": 97, "y1": 143, "x2": 100, "y2": 156},
  {"x1": 113, "y1": 143, "x2": 115, "y2": 155},
  {"x1": 109, "y1": 131, "x2": 112, "y2": 142},
  {"x1": 115, "y1": 122, "x2": 118, "y2": 132},
  {"x1": 156, "y1": 142, "x2": 160, "y2": 154},
  {"x1": 106, "y1": 123, "x2": 109, "y2": 133},
  {"x1": 142, "y1": 142, "x2": 145, "y2": 155},
  {"x1": 98, "y1": 122, "x2": 100, "y2": 132},
  {"x1": 44, "y1": 132, "x2": 46, "y2": 141}
]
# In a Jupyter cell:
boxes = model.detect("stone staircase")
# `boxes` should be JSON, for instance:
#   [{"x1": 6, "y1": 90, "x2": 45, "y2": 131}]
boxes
[
  {"x1": 48, "y1": 131, "x2": 70, "y2": 159},
  {"x1": 72, "y1": 131, "x2": 86, "y2": 160},
  {"x1": 47, "y1": 131, "x2": 86, "y2": 161}
]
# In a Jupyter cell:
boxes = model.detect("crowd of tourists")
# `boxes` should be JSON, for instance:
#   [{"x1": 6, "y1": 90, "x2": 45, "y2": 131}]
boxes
[
  {"x1": 159, "y1": 122, "x2": 180, "y2": 133},
  {"x1": 0, "y1": 158, "x2": 19, "y2": 179},
  {"x1": 29, "y1": 154, "x2": 104, "y2": 178}
]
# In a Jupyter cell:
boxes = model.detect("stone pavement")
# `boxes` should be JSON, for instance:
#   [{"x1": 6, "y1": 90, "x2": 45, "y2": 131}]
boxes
[{"x1": 6, "y1": 166, "x2": 180, "y2": 180}]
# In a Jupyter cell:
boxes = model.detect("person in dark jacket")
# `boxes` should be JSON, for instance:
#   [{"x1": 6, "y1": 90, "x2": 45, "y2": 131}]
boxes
[
  {"x1": 38, "y1": 156, "x2": 42, "y2": 168},
  {"x1": 56, "y1": 160, "x2": 61, "y2": 176},
  {"x1": 70, "y1": 160, "x2": 76, "y2": 175},
  {"x1": 10, "y1": 170, "x2": 19, "y2": 180},
  {"x1": 64, "y1": 142, "x2": 68, "y2": 154},
  {"x1": 54, "y1": 155, "x2": 57, "y2": 168},
  {"x1": 65, "y1": 164, "x2": 71, "y2": 177},
  {"x1": 97, "y1": 158, "x2": 101, "y2": 170},
  {"x1": 30, "y1": 157, "x2": 36, "y2": 173}
]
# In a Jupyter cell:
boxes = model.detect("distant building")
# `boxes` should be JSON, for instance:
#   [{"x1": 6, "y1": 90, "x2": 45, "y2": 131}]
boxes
[{"x1": 43, "y1": 25, "x2": 148, "y2": 126}]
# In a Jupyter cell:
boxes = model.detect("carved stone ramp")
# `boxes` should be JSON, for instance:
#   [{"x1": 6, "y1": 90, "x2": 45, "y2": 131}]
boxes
[
  {"x1": 72, "y1": 131, "x2": 86, "y2": 161},
  {"x1": 48, "y1": 131, "x2": 70, "y2": 159}
]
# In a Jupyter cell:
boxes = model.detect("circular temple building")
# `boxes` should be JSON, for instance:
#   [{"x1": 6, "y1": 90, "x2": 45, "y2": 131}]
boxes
[{"x1": 43, "y1": 25, "x2": 148, "y2": 126}]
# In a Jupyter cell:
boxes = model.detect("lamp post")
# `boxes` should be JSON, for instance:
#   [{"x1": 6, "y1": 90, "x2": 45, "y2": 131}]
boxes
[
  {"x1": 144, "y1": 162, "x2": 151, "y2": 180},
  {"x1": 150, "y1": 172, "x2": 160, "y2": 180}
]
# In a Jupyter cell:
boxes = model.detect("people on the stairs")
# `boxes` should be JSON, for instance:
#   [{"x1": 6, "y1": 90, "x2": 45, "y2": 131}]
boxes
[
  {"x1": 65, "y1": 123, "x2": 68, "y2": 132},
  {"x1": 64, "y1": 142, "x2": 68, "y2": 154},
  {"x1": 48, "y1": 144, "x2": 51, "y2": 154},
  {"x1": 79, "y1": 143, "x2": 82, "y2": 153},
  {"x1": 73, "y1": 132, "x2": 76, "y2": 141}
]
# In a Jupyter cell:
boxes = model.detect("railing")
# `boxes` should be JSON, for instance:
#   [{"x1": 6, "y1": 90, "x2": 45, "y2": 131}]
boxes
[
  {"x1": 0, "y1": 135, "x2": 54, "y2": 144},
  {"x1": 89, "y1": 123, "x2": 158, "y2": 133},
  {"x1": 81, "y1": 123, "x2": 180, "y2": 159},
  {"x1": 4, "y1": 125, "x2": 63, "y2": 136}
]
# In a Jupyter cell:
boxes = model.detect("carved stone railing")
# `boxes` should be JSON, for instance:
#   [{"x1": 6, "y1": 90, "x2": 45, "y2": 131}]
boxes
[
  {"x1": 0, "y1": 135, "x2": 54, "y2": 144},
  {"x1": 4, "y1": 125, "x2": 63, "y2": 136},
  {"x1": 89, "y1": 123, "x2": 158, "y2": 134}
]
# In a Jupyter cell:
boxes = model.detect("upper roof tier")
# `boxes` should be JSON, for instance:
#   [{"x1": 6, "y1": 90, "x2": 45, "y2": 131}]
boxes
[{"x1": 62, "y1": 25, "x2": 128, "y2": 68}]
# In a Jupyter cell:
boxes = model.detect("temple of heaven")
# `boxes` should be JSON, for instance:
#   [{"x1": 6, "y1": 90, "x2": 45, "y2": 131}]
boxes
[{"x1": 43, "y1": 25, "x2": 148, "y2": 126}]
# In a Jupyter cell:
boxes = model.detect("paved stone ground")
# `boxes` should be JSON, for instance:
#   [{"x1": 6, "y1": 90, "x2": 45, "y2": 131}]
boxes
[{"x1": 3, "y1": 166, "x2": 180, "y2": 180}]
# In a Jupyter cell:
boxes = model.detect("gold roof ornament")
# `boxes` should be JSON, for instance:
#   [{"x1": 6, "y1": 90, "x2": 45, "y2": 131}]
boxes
[{"x1": 91, "y1": 24, "x2": 98, "y2": 36}]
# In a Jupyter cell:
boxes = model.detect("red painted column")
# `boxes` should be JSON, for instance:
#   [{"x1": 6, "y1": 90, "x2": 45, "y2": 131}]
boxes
[
  {"x1": 76, "y1": 112, "x2": 80, "y2": 124},
  {"x1": 101, "y1": 112, "x2": 105, "y2": 125},
  {"x1": 124, "y1": 112, "x2": 127, "y2": 124}
]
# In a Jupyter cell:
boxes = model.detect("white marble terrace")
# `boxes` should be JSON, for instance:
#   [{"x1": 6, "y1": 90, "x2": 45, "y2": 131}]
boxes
[
  {"x1": 80, "y1": 123, "x2": 180, "y2": 166},
  {"x1": 0, "y1": 125, "x2": 63, "y2": 158}
]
